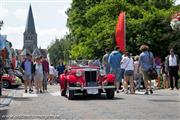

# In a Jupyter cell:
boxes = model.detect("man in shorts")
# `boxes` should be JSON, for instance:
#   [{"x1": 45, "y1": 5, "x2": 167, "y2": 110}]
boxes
[
  {"x1": 108, "y1": 46, "x2": 122, "y2": 93},
  {"x1": 21, "y1": 53, "x2": 33, "y2": 93},
  {"x1": 138, "y1": 45, "x2": 154, "y2": 95}
]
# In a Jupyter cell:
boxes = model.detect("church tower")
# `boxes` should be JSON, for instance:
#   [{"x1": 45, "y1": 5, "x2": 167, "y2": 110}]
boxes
[{"x1": 23, "y1": 4, "x2": 37, "y2": 52}]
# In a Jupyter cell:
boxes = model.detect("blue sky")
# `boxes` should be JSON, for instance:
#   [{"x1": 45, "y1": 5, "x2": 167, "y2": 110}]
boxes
[{"x1": 0, "y1": 0, "x2": 180, "y2": 49}]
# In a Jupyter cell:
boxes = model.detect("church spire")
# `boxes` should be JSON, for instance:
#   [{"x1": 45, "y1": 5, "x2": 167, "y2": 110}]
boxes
[
  {"x1": 23, "y1": 4, "x2": 37, "y2": 53},
  {"x1": 25, "y1": 4, "x2": 36, "y2": 33}
]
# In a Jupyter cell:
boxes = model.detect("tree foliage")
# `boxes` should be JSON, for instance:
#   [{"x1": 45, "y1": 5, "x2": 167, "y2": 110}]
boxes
[{"x1": 48, "y1": 0, "x2": 180, "y2": 62}]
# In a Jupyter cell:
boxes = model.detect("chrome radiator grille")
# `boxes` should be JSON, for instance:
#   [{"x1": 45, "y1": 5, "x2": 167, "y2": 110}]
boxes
[{"x1": 85, "y1": 71, "x2": 97, "y2": 86}]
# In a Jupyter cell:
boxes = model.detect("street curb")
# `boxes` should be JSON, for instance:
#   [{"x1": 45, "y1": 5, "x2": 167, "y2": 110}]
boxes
[{"x1": 0, "y1": 92, "x2": 14, "y2": 107}]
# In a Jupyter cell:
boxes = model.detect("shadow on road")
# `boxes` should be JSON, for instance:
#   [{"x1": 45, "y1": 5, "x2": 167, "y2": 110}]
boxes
[
  {"x1": 12, "y1": 97, "x2": 32, "y2": 101},
  {"x1": 67, "y1": 94, "x2": 125, "y2": 101},
  {"x1": 149, "y1": 99, "x2": 179, "y2": 102}
]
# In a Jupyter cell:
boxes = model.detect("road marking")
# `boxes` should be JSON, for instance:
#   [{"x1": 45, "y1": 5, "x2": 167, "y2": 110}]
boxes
[{"x1": 23, "y1": 93, "x2": 38, "y2": 97}]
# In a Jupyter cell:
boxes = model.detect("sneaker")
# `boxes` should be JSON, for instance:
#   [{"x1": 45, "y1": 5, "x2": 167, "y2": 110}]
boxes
[
  {"x1": 144, "y1": 91, "x2": 149, "y2": 95},
  {"x1": 150, "y1": 89, "x2": 153, "y2": 94},
  {"x1": 25, "y1": 90, "x2": 27, "y2": 93},
  {"x1": 171, "y1": 88, "x2": 174, "y2": 90}
]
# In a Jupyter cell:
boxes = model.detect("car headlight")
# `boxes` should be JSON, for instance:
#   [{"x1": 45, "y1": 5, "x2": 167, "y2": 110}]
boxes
[
  {"x1": 76, "y1": 70, "x2": 82, "y2": 77},
  {"x1": 100, "y1": 69, "x2": 106, "y2": 76}
]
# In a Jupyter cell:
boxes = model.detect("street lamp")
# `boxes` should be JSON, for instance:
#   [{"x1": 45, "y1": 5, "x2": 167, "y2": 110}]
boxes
[{"x1": 0, "y1": 20, "x2": 4, "y2": 96}]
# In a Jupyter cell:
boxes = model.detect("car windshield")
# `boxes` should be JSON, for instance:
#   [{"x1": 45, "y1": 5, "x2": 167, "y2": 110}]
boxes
[{"x1": 68, "y1": 60, "x2": 101, "y2": 68}]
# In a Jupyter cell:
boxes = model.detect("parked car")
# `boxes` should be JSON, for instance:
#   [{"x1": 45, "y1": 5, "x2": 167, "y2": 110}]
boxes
[
  {"x1": 13, "y1": 69, "x2": 24, "y2": 83},
  {"x1": 2, "y1": 74, "x2": 22, "y2": 89},
  {"x1": 59, "y1": 60, "x2": 116, "y2": 100}
]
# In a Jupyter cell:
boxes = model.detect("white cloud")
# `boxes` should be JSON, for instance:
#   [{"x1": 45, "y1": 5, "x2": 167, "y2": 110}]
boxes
[
  {"x1": 1, "y1": 26, "x2": 69, "y2": 49},
  {"x1": 13, "y1": 9, "x2": 27, "y2": 21},
  {"x1": 37, "y1": 28, "x2": 68, "y2": 48},
  {"x1": 57, "y1": 9, "x2": 67, "y2": 17},
  {"x1": 175, "y1": 0, "x2": 180, "y2": 5},
  {"x1": 57, "y1": 2, "x2": 71, "y2": 18},
  {"x1": 1, "y1": 8, "x2": 10, "y2": 19},
  {"x1": 1, "y1": 26, "x2": 24, "y2": 49}
]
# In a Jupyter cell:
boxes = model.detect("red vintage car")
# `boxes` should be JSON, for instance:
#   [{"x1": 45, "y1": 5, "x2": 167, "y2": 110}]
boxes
[
  {"x1": 2, "y1": 74, "x2": 22, "y2": 88},
  {"x1": 59, "y1": 60, "x2": 116, "y2": 100}
]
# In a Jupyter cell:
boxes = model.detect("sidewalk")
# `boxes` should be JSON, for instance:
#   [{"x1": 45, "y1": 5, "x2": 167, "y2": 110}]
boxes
[{"x1": 0, "y1": 89, "x2": 14, "y2": 107}]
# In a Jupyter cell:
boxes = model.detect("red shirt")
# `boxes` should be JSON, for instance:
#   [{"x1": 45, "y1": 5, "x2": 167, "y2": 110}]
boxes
[{"x1": 42, "y1": 60, "x2": 49, "y2": 73}]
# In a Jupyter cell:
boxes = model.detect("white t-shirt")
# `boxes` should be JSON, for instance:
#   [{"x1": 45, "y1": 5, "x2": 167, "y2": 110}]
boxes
[
  {"x1": 134, "y1": 61, "x2": 139, "y2": 74},
  {"x1": 121, "y1": 55, "x2": 126, "y2": 69},
  {"x1": 35, "y1": 63, "x2": 43, "y2": 76},
  {"x1": 121, "y1": 57, "x2": 134, "y2": 71},
  {"x1": 49, "y1": 66, "x2": 55, "y2": 75},
  {"x1": 169, "y1": 55, "x2": 177, "y2": 66}
]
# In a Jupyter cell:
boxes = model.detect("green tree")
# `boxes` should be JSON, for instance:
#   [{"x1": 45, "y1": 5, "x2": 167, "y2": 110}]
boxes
[{"x1": 49, "y1": 0, "x2": 180, "y2": 61}]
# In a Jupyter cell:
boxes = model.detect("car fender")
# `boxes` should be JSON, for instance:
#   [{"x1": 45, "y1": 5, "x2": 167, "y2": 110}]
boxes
[
  {"x1": 60, "y1": 74, "x2": 66, "y2": 90},
  {"x1": 66, "y1": 75, "x2": 78, "y2": 83}
]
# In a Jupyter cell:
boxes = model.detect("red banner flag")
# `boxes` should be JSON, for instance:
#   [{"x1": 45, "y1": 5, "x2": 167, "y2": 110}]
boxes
[{"x1": 115, "y1": 12, "x2": 126, "y2": 52}]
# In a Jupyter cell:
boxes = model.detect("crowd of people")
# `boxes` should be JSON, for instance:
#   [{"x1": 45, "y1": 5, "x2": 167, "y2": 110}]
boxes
[
  {"x1": 102, "y1": 44, "x2": 180, "y2": 95},
  {"x1": 21, "y1": 54, "x2": 65, "y2": 93},
  {"x1": 20, "y1": 44, "x2": 179, "y2": 95}
]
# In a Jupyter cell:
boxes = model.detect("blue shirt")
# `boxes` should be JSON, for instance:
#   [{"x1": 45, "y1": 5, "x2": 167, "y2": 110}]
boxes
[
  {"x1": 57, "y1": 64, "x2": 65, "y2": 75},
  {"x1": 24, "y1": 60, "x2": 32, "y2": 75},
  {"x1": 139, "y1": 51, "x2": 154, "y2": 71},
  {"x1": 108, "y1": 50, "x2": 122, "y2": 69}
]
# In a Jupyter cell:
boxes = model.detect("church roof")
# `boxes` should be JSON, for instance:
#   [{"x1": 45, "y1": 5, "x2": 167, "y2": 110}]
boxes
[
  {"x1": 20, "y1": 49, "x2": 31, "y2": 56},
  {"x1": 25, "y1": 4, "x2": 36, "y2": 33},
  {"x1": 32, "y1": 48, "x2": 42, "y2": 57}
]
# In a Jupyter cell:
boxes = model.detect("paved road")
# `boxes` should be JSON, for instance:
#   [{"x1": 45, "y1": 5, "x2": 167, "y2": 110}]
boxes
[{"x1": 0, "y1": 85, "x2": 179, "y2": 120}]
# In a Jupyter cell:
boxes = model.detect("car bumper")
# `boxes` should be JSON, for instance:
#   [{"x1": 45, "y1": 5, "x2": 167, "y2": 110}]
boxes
[{"x1": 69, "y1": 85, "x2": 115, "y2": 90}]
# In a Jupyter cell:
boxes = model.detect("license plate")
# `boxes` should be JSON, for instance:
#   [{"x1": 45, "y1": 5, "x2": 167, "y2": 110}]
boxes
[{"x1": 87, "y1": 89, "x2": 98, "y2": 95}]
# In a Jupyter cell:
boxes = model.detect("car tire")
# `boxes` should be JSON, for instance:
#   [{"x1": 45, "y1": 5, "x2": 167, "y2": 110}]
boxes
[
  {"x1": 61, "y1": 89, "x2": 66, "y2": 96},
  {"x1": 67, "y1": 90, "x2": 74, "y2": 100},
  {"x1": 66, "y1": 83, "x2": 75, "y2": 100},
  {"x1": 106, "y1": 89, "x2": 115, "y2": 99},
  {"x1": 3, "y1": 80, "x2": 11, "y2": 89}
]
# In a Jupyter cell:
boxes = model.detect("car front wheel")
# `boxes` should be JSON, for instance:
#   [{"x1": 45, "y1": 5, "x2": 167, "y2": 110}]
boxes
[
  {"x1": 106, "y1": 89, "x2": 115, "y2": 99},
  {"x1": 66, "y1": 83, "x2": 75, "y2": 100},
  {"x1": 66, "y1": 89, "x2": 74, "y2": 100},
  {"x1": 3, "y1": 80, "x2": 11, "y2": 89},
  {"x1": 61, "y1": 89, "x2": 66, "y2": 96}
]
